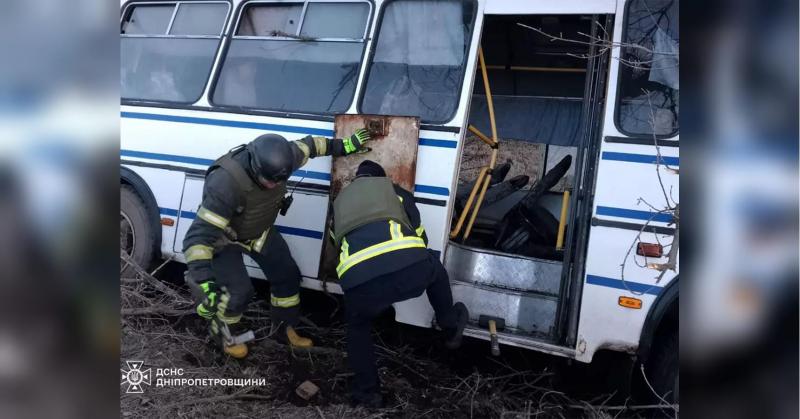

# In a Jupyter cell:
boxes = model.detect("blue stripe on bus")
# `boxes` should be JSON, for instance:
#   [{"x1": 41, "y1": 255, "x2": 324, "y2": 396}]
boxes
[
  {"x1": 596, "y1": 206, "x2": 674, "y2": 223},
  {"x1": 275, "y1": 225, "x2": 324, "y2": 240},
  {"x1": 159, "y1": 207, "x2": 180, "y2": 217},
  {"x1": 160, "y1": 207, "x2": 196, "y2": 218},
  {"x1": 414, "y1": 184, "x2": 450, "y2": 196},
  {"x1": 160, "y1": 207, "x2": 324, "y2": 240},
  {"x1": 585, "y1": 274, "x2": 662, "y2": 296},
  {"x1": 122, "y1": 111, "x2": 334, "y2": 136},
  {"x1": 288, "y1": 169, "x2": 331, "y2": 181},
  {"x1": 601, "y1": 151, "x2": 679, "y2": 166},
  {"x1": 124, "y1": 149, "x2": 449, "y2": 196},
  {"x1": 122, "y1": 149, "x2": 214, "y2": 166},
  {"x1": 419, "y1": 138, "x2": 458, "y2": 148},
  {"x1": 121, "y1": 149, "x2": 331, "y2": 180},
  {"x1": 121, "y1": 111, "x2": 458, "y2": 149}
]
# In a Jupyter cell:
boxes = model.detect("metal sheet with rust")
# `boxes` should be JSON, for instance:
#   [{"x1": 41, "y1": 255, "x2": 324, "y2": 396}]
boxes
[
  {"x1": 330, "y1": 114, "x2": 420, "y2": 198},
  {"x1": 318, "y1": 114, "x2": 421, "y2": 281}
]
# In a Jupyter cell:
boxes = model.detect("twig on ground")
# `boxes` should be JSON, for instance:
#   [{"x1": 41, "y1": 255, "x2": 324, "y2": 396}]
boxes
[
  {"x1": 568, "y1": 403, "x2": 680, "y2": 411},
  {"x1": 640, "y1": 364, "x2": 679, "y2": 416},
  {"x1": 156, "y1": 388, "x2": 272, "y2": 410}
]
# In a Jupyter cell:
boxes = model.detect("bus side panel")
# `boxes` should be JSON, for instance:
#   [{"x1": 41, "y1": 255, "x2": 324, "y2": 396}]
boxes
[
  {"x1": 121, "y1": 164, "x2": 185, "y2": 258},
  {"x1": 391, "y1": 130, "x2": 462, "y2": 328},
  {"x1": 413, "y1": 129, "x2": 463, "y2": 255},
  {"x1": 576, "y1": 225, "x2": 676, "y2": 362},
  {"x1": 267, "y1": 191, "x2": 330, "y2": 279},
  {"x1": 575, "y1": 0, "x2": 679, "y2": 363},
  {"x1": 121, "y1": 107, "x2": 334, "y2": 278},
  {"x1": 173, "y1": 176, "x2": 200, "y2": 258},
  {"x1": 391, "y1": 0, "x2": 487, "y2": 329}
]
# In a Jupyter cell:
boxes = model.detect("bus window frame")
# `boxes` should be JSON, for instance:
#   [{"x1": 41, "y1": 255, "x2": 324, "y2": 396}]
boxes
[
  {"x1": 206, "y1": 0, "x2": 375, "y2": 116},
  {"x1": 356, "y1": 0, "x2": 479, "y2": 127},
  {"x1": 120, "y1": 0, "x2": 233, "y2": 105},
  {"x1": 612, "y1": 0, "x2": 679, "y2": 140}
]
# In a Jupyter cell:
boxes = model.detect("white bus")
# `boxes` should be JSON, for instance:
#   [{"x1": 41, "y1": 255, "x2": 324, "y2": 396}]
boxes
[{"x1": 120, "y1": 0, "x2": 679, "y2": 400}]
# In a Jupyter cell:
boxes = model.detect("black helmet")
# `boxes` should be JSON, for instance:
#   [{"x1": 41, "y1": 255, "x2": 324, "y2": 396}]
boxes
[{"x1": 246, "y1": 134, "x2": 293, "y2": 183}]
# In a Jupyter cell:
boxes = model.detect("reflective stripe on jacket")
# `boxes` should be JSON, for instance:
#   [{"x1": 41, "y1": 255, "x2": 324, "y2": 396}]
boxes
[
  {"x1": 334, "y1": 183, "x2": 429, "y2": 290},
  {"x1": 336, "y1": 221, "x2": 426, "y2": 277}
]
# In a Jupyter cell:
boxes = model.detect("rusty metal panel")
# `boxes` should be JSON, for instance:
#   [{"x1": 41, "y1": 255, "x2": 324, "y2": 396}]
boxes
[
  {"x1": 330, "y1": 114, "x2": 420, "y2": 199},
  {"x1": 318, "y1": 114, "x2": 421, "y2": 281}
]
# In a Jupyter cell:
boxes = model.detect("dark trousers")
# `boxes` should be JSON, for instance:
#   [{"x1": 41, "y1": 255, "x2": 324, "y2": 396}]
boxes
[
  {"x1": 343, "y1": 252, "x2": 457, "y2": 401},
  {"x1": 212, "y1": 229, "x2": 302, "y2": 325}
]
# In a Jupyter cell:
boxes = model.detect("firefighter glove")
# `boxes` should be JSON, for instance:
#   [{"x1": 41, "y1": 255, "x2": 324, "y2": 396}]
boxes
[
  {"x1": 342, "y1": 128, "x2": 371, "y2": 155},
  {"x1": 196, "y1": 280, "x2": 223, "y2": 319}
]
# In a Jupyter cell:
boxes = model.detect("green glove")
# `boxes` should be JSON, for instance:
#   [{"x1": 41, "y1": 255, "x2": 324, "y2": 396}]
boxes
[
  {"x1": 196, "y1": 280, "x2": 222, "y2": 319},
  {"x1": 342, "y1": 128, "x2": 371, "y2": 155}
]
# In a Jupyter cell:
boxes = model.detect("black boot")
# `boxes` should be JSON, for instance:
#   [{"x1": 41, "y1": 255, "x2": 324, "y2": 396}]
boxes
[{"x1": 444, "y1": 302, "x2": 468, "y2": 350}]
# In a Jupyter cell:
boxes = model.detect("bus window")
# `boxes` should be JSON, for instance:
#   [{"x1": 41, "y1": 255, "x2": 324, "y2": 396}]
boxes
[
  {"x1": 212, "y1": 1, "x2": 371, "y2": 114},
  {"x1": 616, "y1": 0, "x2": 679, "y2": 137},
  {"x1": 121, "y1": 2, "x2": 229, "y2": 104},
  {"x1": 360, "y1": 0, "x2": 477, "y2": 124}
]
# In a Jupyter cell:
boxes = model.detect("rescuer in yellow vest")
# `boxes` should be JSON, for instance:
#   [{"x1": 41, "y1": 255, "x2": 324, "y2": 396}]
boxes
[{"x1": 332, "y1": 160, "x2": 468, "y2": 407}]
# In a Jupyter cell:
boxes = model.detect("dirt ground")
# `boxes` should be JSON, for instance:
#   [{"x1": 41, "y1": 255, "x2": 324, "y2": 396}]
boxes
[{"x1": 120, "y1": 260, "x2": 674, "y2": 418}]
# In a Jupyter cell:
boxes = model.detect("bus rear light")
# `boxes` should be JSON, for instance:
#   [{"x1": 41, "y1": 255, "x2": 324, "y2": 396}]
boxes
[{"x1": 636, "y1": 242, "x2": 663, "y2": 258}]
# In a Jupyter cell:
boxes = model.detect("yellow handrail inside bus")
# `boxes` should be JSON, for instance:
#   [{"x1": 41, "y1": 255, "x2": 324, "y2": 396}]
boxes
[
  {"x1": 556, "y1": 189, "x2": 570, "y2": 250},
  {"x1": 450, "y1": 46, "x2": 499, "y2": 241}
]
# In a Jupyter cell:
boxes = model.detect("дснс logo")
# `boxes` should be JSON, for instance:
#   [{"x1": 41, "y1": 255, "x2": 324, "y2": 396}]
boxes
[{"x1": 121, "y1": 360, "x2": 151, "y2": 393}]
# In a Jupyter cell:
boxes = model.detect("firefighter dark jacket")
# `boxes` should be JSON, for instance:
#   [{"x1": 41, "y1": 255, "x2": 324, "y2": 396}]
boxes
[
  {"x1": 332, "y1": 177, "x2": 429, "y2": 290},
  {"x1": 183, "y1": 135, "x2": 339, "y2": 283}
]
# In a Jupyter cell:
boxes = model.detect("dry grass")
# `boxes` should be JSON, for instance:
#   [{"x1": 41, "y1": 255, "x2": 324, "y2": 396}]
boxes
[{"x1": 121, "y1": 256, "x2": 675, "y2": 418}]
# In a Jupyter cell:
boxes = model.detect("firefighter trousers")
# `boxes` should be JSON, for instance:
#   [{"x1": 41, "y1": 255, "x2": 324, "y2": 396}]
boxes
[
  {"x1": 343, "y1": 251, "x2": 459, "y2": 402},
  {"x1": 211, "y1": 228, "x2": 302, "y2": 326}
]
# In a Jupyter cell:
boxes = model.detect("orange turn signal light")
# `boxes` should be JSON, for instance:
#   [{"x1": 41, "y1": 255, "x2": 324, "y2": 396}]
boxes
[
  {"x1": 160, "y1": 217, "x2": 175, "y2": 226},
  {"x1": 618, "y1": 296, "x2": 642, "y2": 309}
]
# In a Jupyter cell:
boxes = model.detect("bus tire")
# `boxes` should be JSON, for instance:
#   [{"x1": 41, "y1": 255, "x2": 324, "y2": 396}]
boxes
[
  {"x1": 121, "y1": 184, "x2": 157, "y2": 276},
  {"x1": 646, "y1": 328, "x2": 678, "y2": 403}
]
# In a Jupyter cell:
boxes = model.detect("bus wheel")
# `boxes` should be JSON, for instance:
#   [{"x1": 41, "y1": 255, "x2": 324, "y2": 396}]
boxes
[
  {"x1": 646, "y1": 328, "x2": 679, "y2": 404},
  {"x1": 121, "y1": 185, "x2": 156, "y2": 277}
]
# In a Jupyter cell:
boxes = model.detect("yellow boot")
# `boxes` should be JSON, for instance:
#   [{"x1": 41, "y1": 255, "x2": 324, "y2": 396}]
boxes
[
  {"x1": 286, "y1": 326, "x2": 314, "y2": 348},
  {"x1": 211, "y1": 317, "x2": 250, "y2": 359},
  {"x1": 224, "y1": 343, "x2": 249, "y2": 359}
]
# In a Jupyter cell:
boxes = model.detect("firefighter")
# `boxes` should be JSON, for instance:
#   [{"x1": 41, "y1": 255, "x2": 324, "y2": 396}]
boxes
[
  {"x1": 332, "y1": 160, "x2": 468, "y2": 407},
  {"x1": 183, "y1": 130, "x2": 371, "y2": 358}
]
